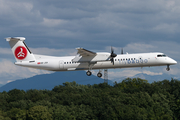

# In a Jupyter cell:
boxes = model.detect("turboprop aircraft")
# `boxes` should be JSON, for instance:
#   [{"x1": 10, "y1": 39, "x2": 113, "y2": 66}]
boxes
[{"x1": 6, "y1": 37, "x2": 177, "y2": 77}]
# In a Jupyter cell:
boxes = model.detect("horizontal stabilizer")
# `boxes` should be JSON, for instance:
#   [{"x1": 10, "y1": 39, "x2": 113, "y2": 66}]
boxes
[{"x1": 5, "y1": 37, "x2": 26, "y2": 41}]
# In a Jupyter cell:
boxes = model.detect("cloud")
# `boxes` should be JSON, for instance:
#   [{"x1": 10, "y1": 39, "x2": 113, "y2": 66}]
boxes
[
  {"x1": 1, "y1": 0, "x2": 180, "y2": 84},
  {"x1": 108, "y1": 69, "x2": 162, "y2": 78},
  {"x1": 142, "y1": 70, "x2": 163, "y2": 76},
  {"x1": 153, "y1": 23, "x2": 179, "y2": 33},
  {"x1": 122, "y1": 41, "x2": 180, "y2": 61},
  {"x1": 107, "y1": 68, "x2": 165, "y2": 82},
  {"x1": 30, "y1": 47, "x2": 76, "y2": 56},
  {"x1": 42, "y1": 18, "x2": 67, "y2": 28},
  {"x1": 0, "y1": 60, "x2": 52, "y2": 84},
  {"x1": 0, "y1": 46, "x2": 77, "y2": 58},
  {"x1": 124, "y1": 43, "x2": 156, "y2": 53},
  {"x1": 0, "y1": 48, "x2": 12, "y2": 55},
  {"x1": 1, "y1": 0, "x2": 180, "y2": 50},
  {"x1": 0, "y1": 0, "x2": 41, "y2": 27},
  {"x1": 109, "y1": 69, "x2": 142, "y2": 79}
]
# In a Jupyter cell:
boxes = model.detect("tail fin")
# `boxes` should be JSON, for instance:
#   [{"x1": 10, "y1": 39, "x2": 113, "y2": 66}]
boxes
[{"x1": 6, "y1": 37, "x2": 35, "y2": 62}]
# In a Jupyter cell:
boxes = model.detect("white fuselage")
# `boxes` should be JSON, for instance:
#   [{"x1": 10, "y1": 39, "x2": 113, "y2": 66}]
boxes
[
  {"x1": 6, "y1": 37, "x2": 177, "y2": 77},
  {"x1": 15, "y1": 52, "x2": 177, "y2": 71}
]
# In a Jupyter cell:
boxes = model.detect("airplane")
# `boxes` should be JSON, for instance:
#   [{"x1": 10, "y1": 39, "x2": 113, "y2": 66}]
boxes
[{"x1": 6, "y1": 37, "x2": 177, "y2": 77}]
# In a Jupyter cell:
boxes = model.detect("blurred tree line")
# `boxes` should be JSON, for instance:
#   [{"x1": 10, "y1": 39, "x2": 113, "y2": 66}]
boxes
[{"x1": 0, "y1": 78, "x2": 180, "y2": 120}]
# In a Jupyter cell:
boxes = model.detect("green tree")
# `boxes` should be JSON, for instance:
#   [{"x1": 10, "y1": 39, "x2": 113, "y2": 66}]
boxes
[
  {"x1": 0, "y1": 110, "x2": 11, "y2": 120},
  {"x1": 114, "y1": 78, "x2": 149, "y2": 93},
  {"x1": 0, "y1": 91, "x2": 9, "y2": 111},
  {"x1": 50, "y1": 105, "x2": 75, "y2": 120},
  {"x1": 7, "y1": 108, "x2": 26, "y2": 120},
  {"x1": 7, "y1": 89, "x2": 25, "y2": 102},
  {"x1": 27, "y1": 105, "x2": 52, "y2": 120}
]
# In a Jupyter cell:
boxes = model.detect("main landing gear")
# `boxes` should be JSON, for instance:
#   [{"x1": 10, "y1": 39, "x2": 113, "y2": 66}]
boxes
[
  {"x1": 86, "y1": 70, "x2": 102, "y2": 78},
  {"x1": 86, "y1": 71, "x2": 92, "y2": 76},
  {"x1": 97, "y1": 72, "x2": 102, "y2": 78},
  {"x1": 166, "y1": 65, "x2": 170, "y2": 71}
]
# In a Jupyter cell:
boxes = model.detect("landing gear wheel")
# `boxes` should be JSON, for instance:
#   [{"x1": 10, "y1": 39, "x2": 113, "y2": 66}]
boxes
[
  {"x1": 166, "y1": 65, "x2": 170, "y2": 71},
  {"x1": 166, "y1": 68, "x2": 170, "y2": 71},
  {"x1": 86, "y1": 71, "x2": 92, "y2": 76},
  {"x1": 97, "y1": 73, "x2": 102, "y2": 78}
]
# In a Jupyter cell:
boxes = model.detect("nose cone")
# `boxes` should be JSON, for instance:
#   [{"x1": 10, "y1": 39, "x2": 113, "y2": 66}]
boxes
[
  {"x1": 169, "y1": 58, "x2": 177, "y2": 65},
  {"x1": 173, "y1": 60, "x2": 177, "y2": 65}
]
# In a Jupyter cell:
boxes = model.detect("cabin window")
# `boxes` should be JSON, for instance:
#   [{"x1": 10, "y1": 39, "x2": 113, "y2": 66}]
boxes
[{"x1": 64, "y1": 62, "x2": 66, "y2": 64}]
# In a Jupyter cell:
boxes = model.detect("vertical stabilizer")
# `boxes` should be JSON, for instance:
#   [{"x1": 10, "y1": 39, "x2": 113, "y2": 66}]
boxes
[{"x1": 6, "y1": 37, "x2": 35, "y2": 62}]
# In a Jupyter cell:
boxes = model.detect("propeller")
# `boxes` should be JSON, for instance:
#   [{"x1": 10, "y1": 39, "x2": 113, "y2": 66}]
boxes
[
  {"x1": 110, "y1": 46, "x2": 117, "y2": 65},
  {"x1": 121, "y1": 48, "x2": 123, "y2": 54}
]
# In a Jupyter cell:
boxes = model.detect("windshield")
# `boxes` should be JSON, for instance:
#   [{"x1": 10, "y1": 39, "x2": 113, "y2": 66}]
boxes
[{"x1": 157, "y1": 54, "x2": 167, "y2": 57}]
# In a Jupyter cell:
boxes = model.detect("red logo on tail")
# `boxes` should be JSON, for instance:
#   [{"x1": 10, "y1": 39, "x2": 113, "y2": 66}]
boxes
[{"x1": 15, "y1": 46, "x2": 27, "y2": 60}]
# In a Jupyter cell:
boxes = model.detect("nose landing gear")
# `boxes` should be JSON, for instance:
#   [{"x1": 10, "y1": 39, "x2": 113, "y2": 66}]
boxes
[{"x1": 166, "y1": 65, "x2": 170, "y2": 71}]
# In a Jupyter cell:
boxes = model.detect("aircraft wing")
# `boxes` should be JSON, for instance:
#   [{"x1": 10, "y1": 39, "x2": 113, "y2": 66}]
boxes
[{"x1": 76, "y1": 48, "x2": 96, "y2": 56}]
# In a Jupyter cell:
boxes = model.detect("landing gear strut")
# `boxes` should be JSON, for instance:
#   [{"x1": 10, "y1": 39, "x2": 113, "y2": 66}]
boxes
[
  {"x1": 86, "y1": 62, "x2": 95, "y2": 76},
  {"x1": 166, "y1": 65, "x2": 170, "y2": 71}
]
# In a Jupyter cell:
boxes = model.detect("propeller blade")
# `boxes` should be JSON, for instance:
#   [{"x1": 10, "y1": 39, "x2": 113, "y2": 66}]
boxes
[
  {"x1": 110, "y1": 46, "x2": 117, "y2": 58},
  {"x1": 111, "y1": 46, "x2": 113, "y2": 54},
  {"x1": 110, "y1": 46, "x2": 117, "y2": 65},
  {"x1": 112, "y1": 58, "x2": 115, "y2": 65},
  {"x1": 110, "y1": 58, "x2": 115, "y2": 65},
  {"x1": 121, "y1": 48, "x2": 123, "y2": 54}
]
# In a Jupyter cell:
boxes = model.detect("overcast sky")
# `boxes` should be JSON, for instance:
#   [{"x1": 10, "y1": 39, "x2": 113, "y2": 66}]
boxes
[{"x1": 0, "y1": 0, "x2": 180, "y2": 85}]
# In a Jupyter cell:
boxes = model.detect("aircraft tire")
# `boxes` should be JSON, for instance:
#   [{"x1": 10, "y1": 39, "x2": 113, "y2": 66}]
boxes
[
  {"x1": 166, "y1": 68, "x2": 170, "y2": 71},
  {"x1": 97, "y1": 73, "x2": 102, "y2": 78},
  {"x1": 86, "y1": 71, "x2": 92, "y2": 76}
]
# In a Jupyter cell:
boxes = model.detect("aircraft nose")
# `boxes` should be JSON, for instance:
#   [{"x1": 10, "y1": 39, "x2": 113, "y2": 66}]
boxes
[
  {"x1": 170, "y1": 59, "x2": 177, "y2": 65},
  {"x1": 173, "y1": 60, "x2": 177, "y2": 64}
]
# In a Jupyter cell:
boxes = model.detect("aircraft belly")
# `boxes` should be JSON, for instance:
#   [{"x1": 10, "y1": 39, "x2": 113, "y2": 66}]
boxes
[
  {"x1": 64, "y1": 63, "x2": 89, "y2": 70},
  {"x1": 15, "y1": 60, "x2": 61, "y2": 71}
]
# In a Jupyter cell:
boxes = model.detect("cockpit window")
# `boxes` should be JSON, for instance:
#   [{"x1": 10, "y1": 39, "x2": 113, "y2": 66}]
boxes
[{"x1": 157, "y1": 54, "x2": 167, "y2": 57}]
